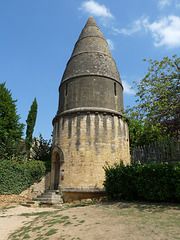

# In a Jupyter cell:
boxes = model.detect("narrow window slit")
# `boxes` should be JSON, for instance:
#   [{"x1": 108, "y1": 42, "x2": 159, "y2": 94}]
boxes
[
  {"x1": 114, "y1": 82, "x2": 116, "y2": 96},
  {"x1": 66, "y1": 83, "x2": 68, "y2": 96}
]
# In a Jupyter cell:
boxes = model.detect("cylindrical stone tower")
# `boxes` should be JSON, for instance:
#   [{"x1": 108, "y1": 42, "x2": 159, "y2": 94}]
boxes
[{"x1": 51, "y1": 17, "x2": 130, "y2": 202}]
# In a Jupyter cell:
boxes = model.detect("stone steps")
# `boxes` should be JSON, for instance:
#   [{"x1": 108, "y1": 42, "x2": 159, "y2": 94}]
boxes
[
  {"x1": 21, "y1": 201, "x2": 39, "y2": 208},
  {"x1": 35, "y1": 190, "x2": 63, "y2": 204}
]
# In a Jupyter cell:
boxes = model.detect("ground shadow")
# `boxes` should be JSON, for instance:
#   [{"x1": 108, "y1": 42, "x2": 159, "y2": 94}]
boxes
[{"x1": 100, "y1": 200, "x2": 180, "y2": 213}]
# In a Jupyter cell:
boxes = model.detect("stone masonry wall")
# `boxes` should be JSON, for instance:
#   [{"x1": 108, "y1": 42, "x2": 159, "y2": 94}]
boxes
[
  {"x1": 58, "y1": 76, "x2": 123, "y2": 114},
  {"x1": 20, "y1": 172, "x2": 51, "y2": 200},
  {"x1": 53, "y1": 112, "x2": 130, "y2": 192}
]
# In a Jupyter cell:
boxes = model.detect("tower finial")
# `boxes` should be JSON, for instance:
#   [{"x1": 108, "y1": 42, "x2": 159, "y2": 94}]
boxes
[
  {"x1": 89, "y1": 16, "x2": 94, "y2": 21},
  {"x1": 85, "y1": 16, "x2": 97, "y2": 27}
]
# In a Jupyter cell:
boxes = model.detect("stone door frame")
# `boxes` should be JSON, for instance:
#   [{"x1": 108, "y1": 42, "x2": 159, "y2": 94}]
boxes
[{"x1": 50, "y1": 146, "x2": 64, "y2": 190}]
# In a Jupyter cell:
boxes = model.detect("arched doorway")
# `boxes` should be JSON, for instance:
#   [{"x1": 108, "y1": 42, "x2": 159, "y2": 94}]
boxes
[
  {"x1": 51, "y1": 146, "x2": 64, "y2": 190},
  {"x1": 54, "y1": 152, "x2": 60, "y2": 190}
]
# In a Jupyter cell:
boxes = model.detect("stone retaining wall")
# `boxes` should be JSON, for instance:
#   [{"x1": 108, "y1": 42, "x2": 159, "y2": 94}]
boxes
[{"x1": 20, "y1": 172, "x2": 51, "y2": 200}]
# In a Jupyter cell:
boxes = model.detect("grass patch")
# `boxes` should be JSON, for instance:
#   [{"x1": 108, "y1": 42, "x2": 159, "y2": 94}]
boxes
[
  {"x1": 32, "y1": 226, "x2": 43, "y2": 232},
  {"x1": 46, "y1": 219, "x2": 65, "y2": 226},
  {"x1": 19, "y1": 211, "x2": 56, "y2": 217},
  {"x1": 34, "y1": 235, "x2": 44, "y2": 240},
  {"x1": 43, "y1": 214, "x2": 72, "y2": 228},
  {"x1": 78, "y1": 220, "x2": 85, "y2": 224},
  {"x1": 52, "y1": 214, "x2": 63, "y2": 218},
  {"x1": 1, "y1": 205, "x2": 16, "y2": 212},
  {"x1": 63, "y1": 221, "x2": 72, "y2": 226},
  {"x1": 61, "y1": 215, "x2": 69, "y2": 220},
  {"x1": 45, "y1": 229, "x2": 58, "y2": 236},
  {"x1": 23, "y1": 233, "x2": 30, "y2": 239}
]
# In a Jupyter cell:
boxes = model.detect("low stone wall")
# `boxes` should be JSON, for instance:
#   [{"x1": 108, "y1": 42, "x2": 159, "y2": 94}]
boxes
[
  {"x1": 63, "y1": 191, "x2": 106, "y2": 203},
  {"x1": 20, "y1": 172, "x2": 51, "y2": 200}
]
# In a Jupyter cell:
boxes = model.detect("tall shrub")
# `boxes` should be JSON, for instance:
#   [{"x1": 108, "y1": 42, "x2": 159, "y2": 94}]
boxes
[{"x1": 25, "y1": 98, "x2": 38, "y2": 159}]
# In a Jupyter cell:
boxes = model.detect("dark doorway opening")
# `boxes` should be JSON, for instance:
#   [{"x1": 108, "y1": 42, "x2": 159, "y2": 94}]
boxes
[
  {"x1": 51, "y1": 146, "x2": 64, "y2": 191},
  {"x1": 54, "y1": 153, "x2": 60, "y2": 190}
]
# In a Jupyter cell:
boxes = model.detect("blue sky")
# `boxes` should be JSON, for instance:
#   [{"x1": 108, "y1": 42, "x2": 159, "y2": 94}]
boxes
[{"x1": 0, "y1": 0, "x2": 180, "y2": 140}]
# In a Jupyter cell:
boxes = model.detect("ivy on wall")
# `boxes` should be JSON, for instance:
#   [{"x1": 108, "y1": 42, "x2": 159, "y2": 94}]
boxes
[{"x1": 0, "y1": 160, "x2": 46, "y2": 194}]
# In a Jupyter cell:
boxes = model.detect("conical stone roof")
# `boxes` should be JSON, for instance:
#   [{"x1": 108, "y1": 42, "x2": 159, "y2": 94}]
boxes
[{"x1": 61, "y1": 17, "x2": 121, "y2": 84}]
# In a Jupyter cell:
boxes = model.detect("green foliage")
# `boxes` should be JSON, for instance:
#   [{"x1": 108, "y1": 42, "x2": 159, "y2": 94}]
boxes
[
  {"x1": 103, "y1": 162, "x2": 138, "y2": 200},
  {"x1": 25, "y1": 98, "x2": 38, "y2": 158},
  {"x1": 128, "y1": 116, "x2": 163, "y2": 147},
  {"x1": 0, "y1": 159, "x2": 45, "y2": 194},
  {"x1": 126, "y1": 55, "x2": 180, "y2": 137},
  {"x1": 32, "y1": 134, "x2": 52, "y2": 171},
  {"x1": 24, "y1": 160, "x2": 46, "y2": 182},
  {"x1": 0, "y1": 82, "x2": 24, "y2": 159},
  {"x1": 45, "y1": 229, "x2": 58, "y2": 236},
  {"x1": 103, "y1": 161, "x2": 180, "y2": 202}
]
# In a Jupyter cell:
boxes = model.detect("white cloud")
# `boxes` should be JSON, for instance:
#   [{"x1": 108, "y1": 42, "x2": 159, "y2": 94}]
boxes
[
  {"x1": 113, "y1": 17, "x2": 149, "y2": 35},
  {"x1": 79, "y1": 1, "x2": 114, "y2": 19},
  {"x1": 107, "y1": 39, "x2": 114, "y2": 50},
  {"x1": 122, "y1": 80, "x2": 135, "y2": 95},
  {"x1": 116, "y1": 15, "x2": 180, "y2": 48},
  {"x1": 158, "y1": 0, "x2": 172, "y2": 9},
  {"x1": 148, "y1": 15, "x2": 180, "y2": 47}
]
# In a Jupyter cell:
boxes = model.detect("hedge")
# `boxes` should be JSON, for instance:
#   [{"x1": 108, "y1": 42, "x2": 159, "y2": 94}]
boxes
[
  {"x1": 0, "y1": 159, "x2": 46, "y2": 194},
  {"x1": 103, "y1": 161, "x2": 180, "y2": 202}
]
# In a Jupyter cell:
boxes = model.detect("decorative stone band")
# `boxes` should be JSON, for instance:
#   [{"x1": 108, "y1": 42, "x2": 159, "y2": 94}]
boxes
[
  {"x1": 53, "y1": 107, "x2": 128, "y2": 125},
  {"x1": 62, "y1": 186, "x2": 105, "y2": 193},
  {"x1": 68, "y1": 51, "x2": 114, "y2": 67},
  {"x1": 77, "y1": 35, "x2": 106, "y2": 44}
]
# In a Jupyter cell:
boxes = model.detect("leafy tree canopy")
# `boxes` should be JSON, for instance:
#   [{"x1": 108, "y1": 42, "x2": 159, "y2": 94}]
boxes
[
  {"x1": 126, "y1": 55, "x2": 180, "y2": 137},
  {"x1": 0, "y1": 82, "x2": 24, "y2": 159},
  {"x1": 32, "y1": 134, "x2": 52, "y2": 171},
  {"x1": 128, "y1": 116, "x2": 162, "y2": 148}
]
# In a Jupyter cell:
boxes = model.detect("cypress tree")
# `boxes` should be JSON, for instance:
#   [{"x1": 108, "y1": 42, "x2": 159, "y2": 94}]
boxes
[{"x1": 25, "y1": 98, "x2": 38, "y2": 159}]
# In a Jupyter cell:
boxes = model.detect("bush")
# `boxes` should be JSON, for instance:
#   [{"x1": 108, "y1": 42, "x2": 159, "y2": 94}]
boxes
[
  {"x1": 24, "y1": 160, "x2": 46, "y2": 183},
  {"x1": 0, "y1": 159, "x2": 46, "y2": 194},
  {"x1": 103, "y1": 161, "x2": 180, "y2": 202}
]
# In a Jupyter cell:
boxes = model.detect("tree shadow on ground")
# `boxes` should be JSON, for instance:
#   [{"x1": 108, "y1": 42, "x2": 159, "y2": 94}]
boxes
[{"x1": 100, "y1": 200, "x2": 180, "y2": 213}]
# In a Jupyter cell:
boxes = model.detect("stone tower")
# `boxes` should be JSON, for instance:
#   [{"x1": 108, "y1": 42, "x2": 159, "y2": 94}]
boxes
[{"x1": 51, "y1": 17, "x2": 130, "y2": 202}]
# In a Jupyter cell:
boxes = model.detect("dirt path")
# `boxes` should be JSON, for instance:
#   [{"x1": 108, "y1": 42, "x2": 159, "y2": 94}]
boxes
[
  {"x1": 0, "y1": 204, "x2": 58, "y2": 240},
  {"x1": 0, "y1": 201, "x2": 180, "y2": 240}
]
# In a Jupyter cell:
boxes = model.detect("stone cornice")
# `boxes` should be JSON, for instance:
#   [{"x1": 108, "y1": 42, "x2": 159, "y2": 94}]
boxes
[{"x1": 53, "y1": 107, "x2": 128, "y2": 125}]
